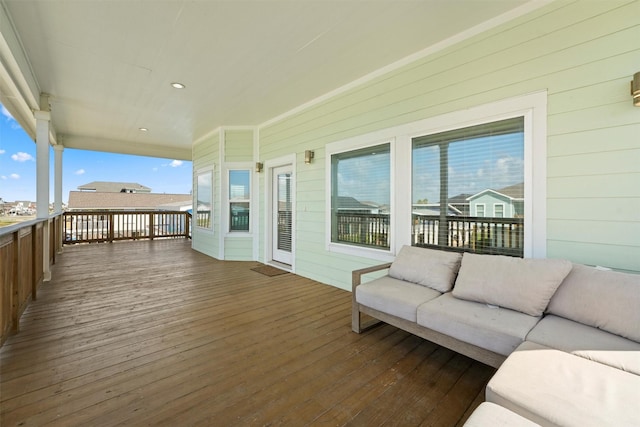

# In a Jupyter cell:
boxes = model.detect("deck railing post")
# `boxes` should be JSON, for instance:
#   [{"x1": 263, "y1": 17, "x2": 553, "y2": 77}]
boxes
[
  {"x1": 109, "y1": 213, "x2": 115, "y2": 243},
  {"x1": 149, "y1": 212, "x2": 155, "y2": 240},
  {"x1": 31, "y1": 224, "x2": 38, "y2": 301},
  {"x1": 12, "y1": 231, "x2": 20, "y2": 334}
]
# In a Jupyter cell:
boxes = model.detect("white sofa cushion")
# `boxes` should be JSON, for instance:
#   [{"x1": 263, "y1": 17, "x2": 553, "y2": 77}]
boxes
[
  {"x1": 356, "y1": 276, "x2": 441, "y2": 322},
  {"x1": 416, "y1": 293, "x2": 540, "y2": 356},
  {"x1": 547, "y1": 263, "x2": 640, "y2": 342},
  {"x1": 452, "y1": 253, "x2": 572, "y2": 316},
  {"x1": 526, "y1": 314, "x2": 640, "y2": 375},
  {"x1": 486, "y1": 343, "x2": 640, "y2": 427},
  {"x1": 388, "y1": 245, "x2": 462, "y2": 293},
  {"x1": 464, "y1": 402, "x2": 540, "y2": 427}
]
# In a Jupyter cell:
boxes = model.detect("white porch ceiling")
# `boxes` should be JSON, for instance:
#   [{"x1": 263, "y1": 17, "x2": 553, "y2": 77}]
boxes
[{"x1": 1, "y1": 0, "x2": 530, "y2": 160}]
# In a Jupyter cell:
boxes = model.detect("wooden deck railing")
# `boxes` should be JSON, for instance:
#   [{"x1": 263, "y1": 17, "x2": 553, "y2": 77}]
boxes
[
  {"x1": 412, "y1": 214, "x2": 524, "y2": 257},
  {"x1": 0, "y1": 214, "x2": 62, "y2": 346},
  {"x1": 63, "y1": 210, "x2": 191, "y2": 244},
  {"x1": 334, "y1": 212, "x2": 523, "y2": 256},
  {"x1": 335, "y1": 212, "x2": 390, "y2": 249}
]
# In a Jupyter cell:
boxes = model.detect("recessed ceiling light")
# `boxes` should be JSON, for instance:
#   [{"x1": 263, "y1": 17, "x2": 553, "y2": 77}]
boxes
[
  {"x1": 171, "y1": 82, "x2": 186, "y2": 89},
  {"x1": 139, "y1": 127, "x2": 148, "y2": 132}
]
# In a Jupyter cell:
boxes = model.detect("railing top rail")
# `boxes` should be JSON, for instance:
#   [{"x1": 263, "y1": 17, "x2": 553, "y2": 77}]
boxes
[
  {"x1": 0, "y1": 216, "x2": 54, "y2": 238},
  {"x1": 413, "y1": 214, "x2": 523, "y2": 224},
  {"x1": 64, "y1": 210, "x2": 189, "y2": 215}
]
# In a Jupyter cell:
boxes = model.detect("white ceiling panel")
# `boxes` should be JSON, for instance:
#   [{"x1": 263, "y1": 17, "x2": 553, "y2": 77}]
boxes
[{"x1": 2, "y1": 0, "x2": 531, "y2": 159}]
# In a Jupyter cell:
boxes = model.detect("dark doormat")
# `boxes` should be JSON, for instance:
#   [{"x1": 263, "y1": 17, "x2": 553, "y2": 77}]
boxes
[{"x1": 251, "y1": 265, "x2": 289, "y2": 277}]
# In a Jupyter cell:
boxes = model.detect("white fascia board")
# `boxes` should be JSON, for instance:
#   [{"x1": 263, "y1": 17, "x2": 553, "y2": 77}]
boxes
[{"x1": 63, "y1": 135, "x2": 192, "y2": 161}]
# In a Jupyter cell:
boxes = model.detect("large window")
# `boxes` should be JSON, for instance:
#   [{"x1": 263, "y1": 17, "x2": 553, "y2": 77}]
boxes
[
  {"x1": 196, "y1": 169, "x2": 213, "y2": 230},
  {"x1": 229, "y1": 169, "x2": 250, "y2": 232},
  {"x1": 412, "y1": 117, "x2": 524, "y2": 256},
  {"x1": 330, "y1": 143, "x2": 391, "y2": 250}
]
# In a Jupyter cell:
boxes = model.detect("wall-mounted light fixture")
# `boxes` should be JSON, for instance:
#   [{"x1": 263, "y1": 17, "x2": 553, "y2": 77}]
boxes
[
  {"x1": 632, "y1": 72, "x2": 640, "y2": 107},
  {"x1": 255, "y1": 162, "x2": 263, "y2": 173},
  {"x1": 304, "y1": 150, "x2": 315, "y2": 164}
]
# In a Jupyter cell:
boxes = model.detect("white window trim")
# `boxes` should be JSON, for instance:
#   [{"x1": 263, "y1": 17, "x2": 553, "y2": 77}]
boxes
[
  {"x1": 325, "y1": 137, "x2": 396, "y2": 262},
  {"x1": 476, "y1": 203, "x2": 486, "y2": 217},
  {"x1": 324, "y1": 91, "x2": 547, "y2": 259},
  {"x1": 223, "y1": 163, "x2": 253, "y2": 237},
  {"x1": 493, "y1": 203, "x2": 505, "y2": 218},
  {"x1": 195, "y1": 166, "x2": 214, "y2": 234}
]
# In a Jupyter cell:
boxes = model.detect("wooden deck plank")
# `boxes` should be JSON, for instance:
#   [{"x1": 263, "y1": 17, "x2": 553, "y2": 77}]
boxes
[{"x1": 0, "y1": 239, "x2": 493, "y2": 426}]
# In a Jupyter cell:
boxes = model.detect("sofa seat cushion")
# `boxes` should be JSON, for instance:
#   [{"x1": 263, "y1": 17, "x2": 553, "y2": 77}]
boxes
[
  {"x1": 464, "y1": 402, "x2": 540, "y2": 427},
  {"x1": 388, "y1": 245, "x2": 462, "y2": 292},
  {"x1": 356, "y1": 276, "x2": 441, "y2": 322},
  {"x1": 547, "y1": 264, "x2": 640, "y2": 342},
  {"x1": 416, "y1": 293, "x2": 540, "y2": 356},
  {"x1": 452, "y1": 253, "x2": 572, "y2": 317},
  {"x1": 486, "y1": 343, "x2": 640, "y2": 427},
  {"x1": 526, "y1": 315, "x2": 640, "y2": 375}
]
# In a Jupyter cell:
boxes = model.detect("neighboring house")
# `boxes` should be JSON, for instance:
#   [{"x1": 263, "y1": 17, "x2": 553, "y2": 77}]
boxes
[
  {"x1": 77, "y1": 181, "x2": 152, "y2": 193},
  {"x1": 67, "y1": 192, "x2": 191, "y2": 211},
  {"x1": 412, "y1": 203, "x2": 462, "y2": 217},
  {"x1": 447, "y1": 194, "x2": 472, "y2": 217},
  {"x1": 468, "y1": 183, "x2": 524, "y2": 218},
  {"x1": 336, "y1": 196, "x2": 380, "y2": 214}
]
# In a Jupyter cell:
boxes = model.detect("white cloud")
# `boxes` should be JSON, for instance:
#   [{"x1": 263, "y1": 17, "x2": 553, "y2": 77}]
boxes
[
  {"x1": 1, "y1": 175, "x2": 6, "y2": 180},
  {"x1": 10, "y1": 173, "x2": 20, "y2": 180},
  {"x1": 170, "y1": 160, "x2": 183, "y2": 168},
  {"x1": 11, "y1": 152, "x2": 34, "y2": 162},
  {"x1": 74, "y1": 169, "x2": 85, "y2": 175},
  {"x1": 152, "y1": 167, "x2": 158, "y2": 172},
  {"x1": 1, "y1": 104, "x2": 14, "y2": 121},
  {"x1": 0, "y1": 149, "x2": 5, "y2": 154}
]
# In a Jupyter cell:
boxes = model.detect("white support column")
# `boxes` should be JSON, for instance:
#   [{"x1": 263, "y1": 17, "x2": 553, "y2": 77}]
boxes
[
  {"x1": 35, "y1": 108, "x2": 52, "y2": 281},
  {"x1": 54, "y1": 144, "x2": 64, "y2": 213},
  {"x1": 35, "y1": 110, "x2": 51, "y2": 218}
]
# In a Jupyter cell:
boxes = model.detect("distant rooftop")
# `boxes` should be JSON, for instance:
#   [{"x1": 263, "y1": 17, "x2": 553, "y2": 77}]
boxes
[
  {"x1": 68, "y1": 192, "x2": 191, "y2": 210},
  {"x1": 78, "y1": 181, "x2": 152, "y2": 193}
]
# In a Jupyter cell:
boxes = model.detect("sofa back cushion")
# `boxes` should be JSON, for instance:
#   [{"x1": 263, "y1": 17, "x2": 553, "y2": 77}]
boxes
[
  {"x1": 547, "y1": 264, "x2": 640, "y2": 342},
  {"x1": 388, "y1": 246, "x2": 462, "y2": 293},
  {"x1": 452, "y1": 253, "x2": 572, "y2": 317}
]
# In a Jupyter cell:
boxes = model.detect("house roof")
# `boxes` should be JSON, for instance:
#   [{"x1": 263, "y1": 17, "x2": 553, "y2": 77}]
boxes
[
  {"x1": 337, "y1": 196, "x2": 376, "y2": 211},
  {"x1": 467, "y1": 183, "x2": 524, "y2": 201},
  {"x1": 77, "y1": 181, "x2": 152, "y2": 193},
  {"x1": 67, "y1": 192, "x2": 191, "y2": 210},
  {"x1": 0, "y1": 1, "x2": 533, "y2": 159},
  {"x1": 448, "y1": 194, "x2": 472, "y2": 205}
]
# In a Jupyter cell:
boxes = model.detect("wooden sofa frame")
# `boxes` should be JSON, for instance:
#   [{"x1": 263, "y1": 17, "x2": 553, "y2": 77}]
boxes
[{"x1": 352, "y1": 263, "x2": 506, "y2": 369}]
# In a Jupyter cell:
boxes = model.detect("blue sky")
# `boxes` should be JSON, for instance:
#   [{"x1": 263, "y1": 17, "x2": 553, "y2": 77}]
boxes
[{"x1": 0, "y1": 104, "x2": 192, "y2": 203}]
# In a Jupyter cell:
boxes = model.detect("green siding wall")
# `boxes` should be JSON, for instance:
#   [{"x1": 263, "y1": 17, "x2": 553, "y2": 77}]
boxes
[
  {"x1": 192, "y1": 131, "x2": 221, "y2": 259},
  {"x1": 192, "y1": 1, "x2": 639, "y2": 288},
  {"x1": 256, "y1": 0, "x2": 640, "y2": 288},
  {"x1": 224, "y1": 237, "x2": 254, "y2": 261},
  {"x1": 224, "y1": 129, "x2": 254, "y2": 162}
]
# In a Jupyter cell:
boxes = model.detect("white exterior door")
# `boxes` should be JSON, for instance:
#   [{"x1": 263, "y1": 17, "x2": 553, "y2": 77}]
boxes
[{"x1": 272, "y1": 165, "x2": 293, "y2": 265}]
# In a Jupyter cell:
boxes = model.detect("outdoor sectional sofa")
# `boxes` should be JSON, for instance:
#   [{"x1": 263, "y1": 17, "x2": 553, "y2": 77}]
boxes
[{"x1": 352, "y1": 246, "x2": 640, "y2": 426}]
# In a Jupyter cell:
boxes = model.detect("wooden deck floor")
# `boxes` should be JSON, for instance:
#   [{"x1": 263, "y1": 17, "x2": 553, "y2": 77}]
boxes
[{"x1": 0, "y1": 239, "x2": 494, "y2": 426}]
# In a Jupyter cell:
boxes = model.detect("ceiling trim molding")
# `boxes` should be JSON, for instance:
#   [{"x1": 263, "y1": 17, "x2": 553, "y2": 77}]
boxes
[
  {"x1": 193, "y1": 126, "x2": 222, "y2": 146},
  {"x1": 258, "y1": 0, "x2": 552, "y2": 130}
]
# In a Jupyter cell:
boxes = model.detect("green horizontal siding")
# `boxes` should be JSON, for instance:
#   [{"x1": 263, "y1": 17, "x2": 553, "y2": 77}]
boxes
[
  {"x1": 224, "y1": 129, "x2": 254, "y2": 162},
  {"x1": 256, "y1": 0, "x2": 640, "y2": 286}
]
